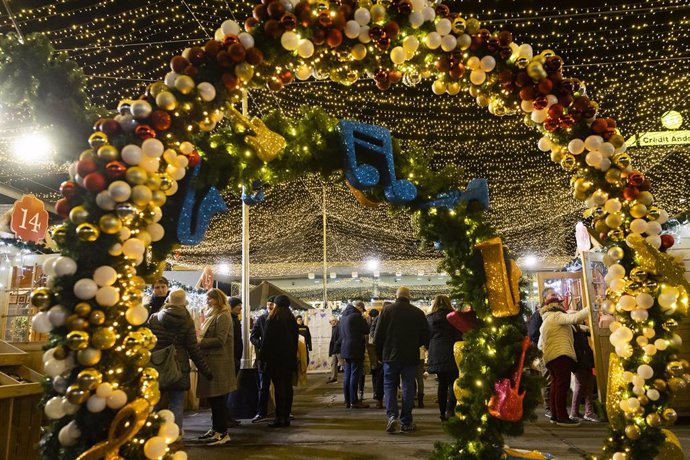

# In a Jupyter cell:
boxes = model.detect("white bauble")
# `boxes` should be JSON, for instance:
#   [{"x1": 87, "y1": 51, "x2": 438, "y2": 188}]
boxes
[
  {"x1": 42, "y1": 256, "x2": 58, "y2": 277},
  {"x1": 62, "y1": 398, "x2": 80, "y2": 415},
  {"x1": 58, "y1": 424, "x2": 78, "y2": 447},
  {"x1": 144, "y1": 437, "x2": 168, "y2": 459},
  {"x1": 280, "y1": 31, "x2": 299, "y2": 51},
  {"x1": 358, "y1": 26, "x2": 371, "y2": 43},
  {"x1": 421, "y1": 6, "x2": 436, "y2": 22},
  {"x1": 93, "y1": 266, "x2": 117, "y2": 287},
  {"x1": 604, "y1": 198, "x2": 622, "y2": 214},
  {"x1": 353, "y1": 7, "x2": 370, "y2": 25},
  {"x1": 655, "y1": 338, "x2": 668, "y2": 351},
  {"x1": 480, "y1": 55, "x2": 496, "y2": 72},
  {"x1": 637, "y1": 364, "x2": 654, "y2": 380},
  {"x1": 618, "y1": 295, "x2": 636, "y2": 311},
  {"x1": 537, "y1": 137, "x2": 552, "y2": 152},
  {"x1": 390, "y1": 47, "x2": 406, "y2": 64},
  {"x1": 440, "y1": 34, "x2": 457, "y2": 52},
  {"x1": 297, "y1": 39, "x2": 315, "y2": 58},
  {"x1": 402, "y1": 36, "x2": 419, "y2": 55},
  {"x1": 157, "y1": 409, "x2": 175, "y2": 423},
  {"x1": 608, "y1": 264, "x2": 626, "y2": 279},
  {"x1": 166, "y1": 164, "x2": 185, "y2": 181},
  {"x1": 45, "y1": 396, "x2": 66, "y2": 419},
  {"x1": 139, "y1": 156, "x2": 160, "y2": 173},
  {"x1": 121, "y1": 144, "x2": 143, "y2": 166},
  {"x1": 74, "y1": 278, "x2": 98, "y2": 300},
  {"x1": 629, "y1": 219, "x2": 648, "y2": 234},
  {"x1": 45, "y1": 358, "x2": 67, "y2": 378},
  {"x1": 130, "y1": 100, "x2": 152, "y2": 119},
  {"x1": 109, "y1": 180, "x2": 132, "y2": 202},
  {"x1": 296, "y1": 64, "x2": 313, "y2": 80},
  {"x1": 517, "y1": 43, "x2": 533, "y2": 59},
  {"x1": 635, "y1": 292, "x2": 654, "y2": 309},
  {"x1": 54, "y1": 256, "x2": 77, "y2": 276},
  {"x1": 126, "y1": 305, "x2": 149, "y2": 326},
  {"x1": 147, "y1": 223, "x2": 165, "y2": 242},
  {"x1": 238, "y1": 32, "x2": 254, "y2": 49},
  {"x1": 425, "y1": 32, "x2": 442, "y2": 49},
  {"x1": 646, "y1": 221, "x2": 662, "y2": 235},
  {"x1": 645, "y1": 235, "x2": 662, "y2": 249},
  {"x1": 643, "y1": 344, "x2": 657, "y2": 356},
  {"x1": 221, "y1": 19, "x2": 240, "y2": 36},
  {"x1": 213, "y1": 28, "x2": 224, "y2": 42},
  {"x1": 657, "y1": 209, "x2": 669, "y2": 224},
  {"x1": 159, "y1": 422, "x2": 180, "y2": 443},
  {"x1": 96, "y1": 286, "x2": 119, "y2": 307},
  {"x1": 584, "y1": 135, "x2": 603, "y2": 151},
  {"x1": 631, "y1": 375, "x2": 645, "y2": 387},
  {"x1": 599, "y1": 142, "x2": 615, "y2": 157},
  {"x1": 530, "y1": 109, "x2": 547, "y2": 124},
  {"x1": 172, "y1": 452, "x2": 188, "y2": 460},
  {"x1": 546, "y1": 94, "x2": 559, "y2": 107},
  {"x1": 632, "y1": 385, "x2": 645, "y2": 396},
  {"x1": 142, "y1": 138, "x2": 164, "y2": 158},
  {"x1": 457, "y1": 33, "x2": 472, "y2": 50},
  {"x1": 585, "y1": 151, "x2": 602, "y2": 167},
  {"x1": 436, "y1": 18, "x2": 452, "y2": 35},
  {"x1": 470, "y1": 70, "x2": 486, "y2": 86},
  {"x1": 48, "y1": 305, "x2": 69, "y2": 327},
  {"x1": 467, "y1": 56, "x2": 481, "y2": 70},
  {"x1": 122, "y1": 238, "x2": 146, "y2": 258},
  {"x1": 647, "y1": 389, "x2": 660, "y2": 401},
  {"x1": 32, "y1": 312, "x2": 52, "y2": 333},
  {"x1": 520, "y1": 100, "x2": 534, "y2": 112},
  {"x1": 609, "y1": 278, "x2": 627, "y2": 293},
  {"x1": 164, "y1": 71, "x2": 180, "y2": 88},
  {"x1": 609, "y1": 326, "x2": 633, "y2": 346},
  {"x1": 106, "y1": 389, "x2": 128, "y2": 409},
  {"x1": 96, "y1": 382, "x2": 113, "y2": 398},
  {"x1": 599, "y1": 157, "x2": 612, "y2": 171},
  {"x1": 409, "y1": 11, "x2": 424, "y2": 28},
  {"x1": 87, "y1": 395, "x2": 107, "y2": 413},
  {"x1": 615, "y1": 344, "x2": 633, "y2": 358},
  {"x1": 96, "y1": 191, "x2": 116, "y2": 211},
  {"x1": 345, "y1": 20, "x2": 361, "y2": 39},
  {"x1": 630, "y1": 309, "x2": 648, "y2": 322}
]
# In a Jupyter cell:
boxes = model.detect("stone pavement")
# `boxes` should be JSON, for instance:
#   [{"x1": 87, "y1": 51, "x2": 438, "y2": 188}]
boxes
[{"x1": 180, "y1": 373, "x2": 690, "y2": 460}]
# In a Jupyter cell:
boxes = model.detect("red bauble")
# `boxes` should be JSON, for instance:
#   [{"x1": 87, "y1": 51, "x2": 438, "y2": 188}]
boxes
[
  {"x1": 84, "y1": 172, "x2": 107, "y2": 193},
  {"x1": 544, "y1": 56, "x2": 563, "y2": 73},
  {"x1": 548, "y1": 104, "x2": 564, "y2": 119},
  {"x1": 639, "y1": 178, "x2": 652, "y2": 192},
  {"x1": 266, "y1": 1, "x2": 285, "y2": 19},
  {"x1": 170, "y1": 56, "x2": 188, "y2": 73},
  {"x1": 369, "y1": 25, "x2": 385, "y2": 41},
  {"x1": 532, "y1": 96, "x2": 548, "y2": 110},
  {"x1": 519, "y1": 86, "x2": 536, "y2": 101},
  {"x1": 397, "y1": 0, "x2": 412, "y2": 15},
  {"x1": 204, "y1": 39, "x2": 222, "y2": 57},
  {"x1": 376, "y1": 80, "x2": 391, "y2": 91},
  {"x1": 543, "y1": 118, "x2": 559, "y2": 132},
  {"x1": 246, "y1": 47, "x2": 264, "y2": 65},
  {"x1": 374, "y1": 68, "x2": 389, "y2": 84},
  {"x1": 135, "y1": 124, "x2": 156, "y2": 140},
  {"x1": 228, "y1": 43, "x2": 247, "y2": 63},
  {"x1": 622, "y1": 186, "x2": 640, "y2": 201},
  {"x1": 222, "y1": 72, "x2": 240, "y2": 91},
  {"x1": 60, "y1": 181, "x2": 78, "y2": 199},
  {"x1": 448, "y1": 63, "x2": 464, "y2": 79},
  {"x1": 469, "y1": 35, "x2": 482, "y2": 51},
  {"x1": 384, "y1": 21, "x2": 400, "y2": 39},
  {"x1": 279, "y1": 70, "x2": 294, "y2": 84},
  {"x1": 332, "y1": 12, "x2": 347, "y2": 29},
  {"x1": 660, "y1": 234, "x2": 675, "y2": 252},
  {"x1": 99, "y1": 119, "x2": 122, "y2": 137},
  {"x1": 105, "y1": 161, "x2": 127, "y2": 179},
  {"x1": 184, "y1": 64, "x2": 199, "y2": 78},
  {"x1": 312, "y1": 28, "x2": 326, "y2": 45},
  {"x1": 487, "y1": 38, "x2": 500, "y2": 52},
  {"x1": 280, "y1": 12, "x2": 297, "y2": 30},
  {"x1": 326, "y1": 29, "x2": 343, "y2": 48},
  {"x1": 436, "y1": 56, "x2": 450, "y2": 72},
  {"x1": 55, "y1": 198, "x2": 71, "y2": 218},
  {"x1": 263, "y1": 19, "x2": 284, "y2": 39},
  {"x1": 537, "y1": 78, "x2": 553, "y2": 95},
  {"x1": 478, "y1": 28, "x2": 491, "y2": 43},
  {"x1": 187, "y1": 47, "x2": 206, "y2": 65},
  {"x1": 591, "y1": 118, "x2": 608, "y2": 134},
  {"x1": 388, "y1": 70, "x2": 402, "y2": 84},
  {"x1": 498, "y1": 30, "x2": 513, "y2": 46},
  {"x1": 559, "y1": 115, "x2": 576, "y2": 129},
  {"x1": 253, "y1": 4, "x2": 268, "y2": 21},
  {"x1": 267, "y1": 77, "x2": 284, "y2": 92},
  {"x1": 338, "y1": 4, "x2": 353, "y2": 19},
  {"x1": 223, "y1": 33, "x2": 240, "y2": 46},
  {"x1": 627, "y1": 171, "x2": 645, "y2": 187},
  {"x1": 77, "y1": 159, "x2": 97, "y2": 178},
  {"x1": 317, "y1": 12, "x2": 332, "y2": 27},
  {"x1": 498, "y1": 46, "x2": 512, "y2": 60},
  {"x1": 244, "y1": 17, "x2": 259, "y2": 32},
  {"x1": 435, "y1": 3, "x2": 450, "y2": 17},
  {"x1": 187, "y1": 150, "x2": 201, "y2": 167},
  {"x1": 514, "y1": 71, "x2": 531, "y2": 88},
  {"x1": 558, "y1": 94, "x2": 574, "y2": 109},
  {"x1": 376, "y1": 36, "x2": 391, "y2": 51},
  {"x1": 606, "y1": 118, "x2": 617, "y2": 128},
  {"x1": 498, "y1": 69, "x2": 513, "y2": 84},
  {"x1": 150, "y1": 111, "x2": 172, "y2": 131}
]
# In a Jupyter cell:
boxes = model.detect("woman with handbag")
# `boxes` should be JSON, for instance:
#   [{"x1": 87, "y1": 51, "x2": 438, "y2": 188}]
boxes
[
  {"x1": 148, "y1": 289, "x2": 213, "y2": 432},
  {"x1": 426, "y1": 295, "x2": 463, "y2": 421},
  {"x1": 260, "y1": 295, "x2": 298, "y2": 428},
  {"x1": 196, "y1": 288, "x2": 236, "y2": 445}
]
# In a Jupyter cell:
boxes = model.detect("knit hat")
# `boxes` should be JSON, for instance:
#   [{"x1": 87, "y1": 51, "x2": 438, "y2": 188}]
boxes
[
  {"x1": 229, "y1": 297, "x2": 242, "y2": 308},
  {"x1": 167, "y1": 288, "x2": 188, "y2": 307},
  {"x1": 368, "y1": 308, "x2": 379, "y2": 318},
  {"x1": 274, "y1": 295, "x2": 290, "y2": 308},
  {"x1": 267, "y1": 295, "x2": 276, "y2": 303}
]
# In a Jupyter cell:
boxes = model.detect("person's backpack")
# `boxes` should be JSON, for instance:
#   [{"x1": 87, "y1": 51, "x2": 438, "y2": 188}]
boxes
[
  {"x1": 150, "y1": 344, "x2": 182, "y2": 389},
  {"x1": 572, "y1": 326, "x2": 594, "y2": 370}
]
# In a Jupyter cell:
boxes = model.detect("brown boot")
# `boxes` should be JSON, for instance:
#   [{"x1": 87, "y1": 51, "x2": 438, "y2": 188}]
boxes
[{"x1": 351, "y1": 401, "x2": 370, "y2": 409}]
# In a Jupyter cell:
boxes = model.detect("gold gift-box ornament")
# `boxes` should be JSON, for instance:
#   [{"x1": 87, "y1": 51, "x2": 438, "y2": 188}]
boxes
[{"x1": 475, "y1": 237, "x2": 522, "y2": 317}]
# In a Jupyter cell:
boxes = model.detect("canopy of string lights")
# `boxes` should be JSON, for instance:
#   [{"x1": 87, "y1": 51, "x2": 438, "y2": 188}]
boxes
[{"x1": 1, "y1": 0, "x2": 688, "y2": 276}]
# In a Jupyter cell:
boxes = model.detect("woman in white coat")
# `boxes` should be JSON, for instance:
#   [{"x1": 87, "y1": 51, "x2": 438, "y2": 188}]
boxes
[{"x1": 538, "y1": 293, "x2": 589, "y2": 426}]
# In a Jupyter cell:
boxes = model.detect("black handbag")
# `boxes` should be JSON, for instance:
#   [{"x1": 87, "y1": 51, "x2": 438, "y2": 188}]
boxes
[{"x1": 150, "y1": 344, "x2": 182, "y2": 389}]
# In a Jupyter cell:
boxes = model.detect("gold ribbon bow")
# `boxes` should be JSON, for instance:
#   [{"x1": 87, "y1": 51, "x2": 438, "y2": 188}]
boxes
[
  {"x1": 475, "y1": 237, "x2": 522, "y2": 317},
  {"x1": 630, "y1": 238, "x2": 690, "y2": 297},
  {"x1": 227, "y1": 105, "x2": 286, "y2": 163},
  {"x1": 77, "y1": 398, "x2": 150, "y2": 460}
]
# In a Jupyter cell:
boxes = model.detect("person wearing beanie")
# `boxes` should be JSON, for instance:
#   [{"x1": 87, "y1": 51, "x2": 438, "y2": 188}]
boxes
[
  {"x1": 148, "y1": 288, "x2": 212, "y2": 432},
  {"x1": 260, "y1": 294, "x2": 298, "y2": 427},
  {"x1": 339, "y1": 302, "x2": 370, "y2": 409},
  {"x1": 250, "y1": 295, "x2": 275, "y2": 423},
  {"x1": 538, "y1": 293, "x2": 590, "y2": 427}
]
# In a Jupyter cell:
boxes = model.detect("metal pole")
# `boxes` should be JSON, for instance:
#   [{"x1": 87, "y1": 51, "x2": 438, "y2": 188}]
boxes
[
  {"x1": 322, "y1": 183, "x2": 328, "y2": 309},
  {"x1": 240, "y1": 91, "x2": 252, "y2": 369},
  {"x1": 1, "y1": 0, "x2": 24, "y2": 43}
]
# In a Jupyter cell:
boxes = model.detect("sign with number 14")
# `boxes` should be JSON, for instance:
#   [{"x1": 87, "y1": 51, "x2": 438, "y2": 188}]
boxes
[{"x1": 11, "y1": 195, "x2": 49, "y2": 242}]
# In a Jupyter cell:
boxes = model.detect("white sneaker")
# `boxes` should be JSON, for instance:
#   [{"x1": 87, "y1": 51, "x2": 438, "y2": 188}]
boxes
[
  {"x1": 198, "y1": 429, "x2": 216, "y2": 440},
  {"x1": 206, "y1": 432, "x2": 231, "y2": 446}
]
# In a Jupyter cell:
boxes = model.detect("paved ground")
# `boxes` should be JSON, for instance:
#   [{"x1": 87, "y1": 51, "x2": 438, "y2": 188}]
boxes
[{"x1": 180, "y1": 373, "x2": 690, "y2": 459}]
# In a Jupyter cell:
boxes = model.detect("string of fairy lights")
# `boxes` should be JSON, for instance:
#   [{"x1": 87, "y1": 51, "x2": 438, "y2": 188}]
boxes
[{"x1": 0, "y1": 0, "x2": 689, "y2": 274}]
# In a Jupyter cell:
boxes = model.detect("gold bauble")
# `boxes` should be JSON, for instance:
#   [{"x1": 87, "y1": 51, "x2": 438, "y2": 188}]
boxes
[
  {"x1": 131, "y1": 185, "x2": 153, "y2": 206},
  {"x1": 141, "y1": 383, "x2": 160, "y2": 406},
  {"x1": 624, "y1": 424, "x2": 641, "y2": 440},
  {"x1": 560, "y1": 153, "x2": 577, "y2": 171},
  {"x1": 605, "y1": 168, "x2": 622, "y2": 185},
  {"x1": 637, "y1": 394, "x2": 649, "y2": 406},
  {"x1": 30, "y1": 288, "x2": 53, "y2": 309},
  {"x1": 69, "y1": 317, "x2": 89, "y2": 331},
  {"x1": 662, "y1": 407, "x2": 678, "y2": 424},
  {"x1": 130, "y1": 276, "x2": 146, "y2": 290},
  {"x1": 667, "y1": 361, "x2": 684, "y2": 377},
  {"x1": 158, "y1": 174, "x2": 173, "y2": 191},
  {"x1": 151, "y1": 190, "x2": 167, "y2": 207},
  {"x1": 609, "y1": 134, "x2": 625, "y2": 148},
  {"x1": 656, "y1": 429, "x2": 684, "y2": 460},
  {"x1": 646, "y1": 412, "x2": 662, "y2": 427},
  {"x1": 66, "y1": 384, "x2": 90, "y2": 405},
  {"x1": 66, "y1": 330, "x2": 90, "y2": 350},
  {"x1": 74, "y1": 302, "x2": 92, "y2": 317},
  {"x1": 680, "y1": 359, "x2": 690, "y2": 371},
  {"x1": 123, "y1": 331, "x2": 145, "y2": 349},
  {"x1": 613, "y1": 153, "x2": 631, "y2": 169},
  {"x1": 146, "y1": 174, "x2": 162, "y2": 190},
  {"x1": 53, "y1": 345, "x2": 68, "y2": 360},
  {"x1": 234, "y1": 62, "x2": 254, "y2": 81},
  {"x1": 92, "y1": 327, "x2": 117, "y2": 350},
  {"x1": 608, "y1": 228, "x2": 625, "y2": 242},
  {"x1": 80, "y1": 148, "x2": 96, "y2": 161},
  {"x1": 138, "y1": 327, "x2": 157, "y2": 350},
  {"x1": 77, "y1": 347, "x2": 102, "y2": 366},
  {"x1": 77, "y1": 368, "x2": 103, "y2": 391},
  {"x1": 630, "y1": 267, "x2": 648, "y2": 283},
  {"x1": 148, "y1": 81, "x2": 168, "y2": 98},
  {"x1": 125, "y1": 166, "x2": 148, "y2": 185},
  {"x1": 89, "y1": 309, "x2": 106, "y2": 326},
  {"x1": 607, "y1": 246, "x2": 624, "y2": 261},
  {"x1": 647, "y1": 206, "x2": 661, "y2": 220},
  {"x1": 142, "y1": 367, "x2": 159, "y2": 382},
  {"x1": 97, "y1": 144, "x2": 119, "y2": 162},
  {"x1": 130, "y1": 347, "x2": 151, "y2": 367},
  {"x1": 88, "y1": 132, "x2": 108, "y2": 149},
  {"x1": 630, "y1": 203, "x2": 648, "y2": 219},
  {"x1": 595, "y1": 219, "x2": 610, "y2": 234},
  {"x1": 653, "y1": 379, "x2": 668, "y2": 391},
  {"x1": 141, "y1": 207, "x2": 157, "y2": 223},
  {"x1": 76, "y1": 223, "x2": 100, "y2": 242},
  {"x1": 99, "y1": 214, "x2": 122, "y2": 234},
  {"x1": 646, "y1": 280, "x2": 659, "y2": 291},
  {"x1": 50, "y1": 224, "x2": 68, "y2": 244},
  {"x1": 69, "y1": 205, "x2": 90, "y2": 225},
  {"x1": 668, "y1": 377, "x2": 687, "y2": 393}
]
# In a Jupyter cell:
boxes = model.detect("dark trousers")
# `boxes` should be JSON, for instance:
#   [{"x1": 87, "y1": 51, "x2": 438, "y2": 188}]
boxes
[
  {"x1": 270, "y1": 367, "x2": 293, "y2": 420},
  {"x1": 373, "y1": 366, "x2": 384, "y2": 401},
  {"x1": 256, "y1": 365, "x2": 271, "y2": 417},
  {"x1": 343, "y1": 358, "x2": 363, "y2": 404},
  {"x1": 208, "y1": 394, "x2": 229, "y2": 434},
  {"x1": 547, "y1": 355, "x2": 575, "y2": 422},
  {"x1": 436, "y1": 369, "x2": 459, "y2": 417},
  {"x1": 383, "y1": 361, "x2": 417, "y2": 425}
]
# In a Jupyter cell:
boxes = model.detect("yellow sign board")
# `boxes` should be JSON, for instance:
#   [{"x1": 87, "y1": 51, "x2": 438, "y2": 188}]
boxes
[{"x1": 626, "y1": 130, "x2": 690, "y2": 147}]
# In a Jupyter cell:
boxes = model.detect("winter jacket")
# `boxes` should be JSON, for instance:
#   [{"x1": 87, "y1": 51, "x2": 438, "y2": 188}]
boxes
[
  {"x1": 231, "y1": 312, "x2": 243, "y2": 364},
  {"x1": 197, "y1": 310, "x2": 237, "y2": 398},
  {"x1": 328, "y1": 324, "x2": 341, "y2": 356},
  {"x1": 573, "y1": 325, "x2": 594, "y2": 370},
  {"x1": 426, "y1": 309, "x2": 463, "y2": 374},
  {"x1": 260, "y1": 306, "x2": 299, "y2": 373},
  {"x1": 538, "y1": 306, "x2": 590, "y2": 365},
  {"x1": 375, "y1": 298, "x2": 430, "y2": 365},
  {"x1": 338, "y1": 304, "x2": 369, "y2": 361},
  {"x1": 146, "y1": 295, "x2": 167, "y2": 316},
  {"x1": 527, "y1": 310, "x2": 543, "y2": 346},
  {"x1": 148, "y1": 303, "x2": 212, "y2": 391},
  {"x1": 250, "y1": 312, "x2": 268, "y2": 352}
]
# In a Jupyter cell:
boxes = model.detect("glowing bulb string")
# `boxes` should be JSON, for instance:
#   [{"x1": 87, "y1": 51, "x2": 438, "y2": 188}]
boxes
[
  {"x1": 180, "y1": 0, "x2": 211, "y2": 39},
  {"x1": 1, "y1": 0, "x2": 24, "y2": 43},
  {"x1": 55, "y1": 38, "x2": 207, "y2": 52},
  {"x1": 481, "y1": 3, "x2": 690, "y2": 23}
]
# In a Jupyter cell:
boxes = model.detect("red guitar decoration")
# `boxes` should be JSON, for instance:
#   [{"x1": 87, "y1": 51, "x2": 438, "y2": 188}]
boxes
[{"x1": 488, "y1": 336, "x2": 531, "y2": 422}]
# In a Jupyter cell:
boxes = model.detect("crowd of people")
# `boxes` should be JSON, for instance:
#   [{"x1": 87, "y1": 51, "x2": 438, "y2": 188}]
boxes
[{"x1": 144, "y1": 277, "x2": 600, "y2": 446}]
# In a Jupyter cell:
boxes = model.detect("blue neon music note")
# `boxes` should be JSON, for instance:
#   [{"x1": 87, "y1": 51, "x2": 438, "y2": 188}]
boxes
[
  {"x1": 241, "y1": 180, "x2": 265, "y2": 206},
  {"x1": 418, "y1": 178, "x2": 490, "y2": 210},
  {"x1": 177, "y1": 165, "x2": 228, "y2": 245},
  {"x1": 337, "y1": 120, "x2": 417, "y2": 205}
]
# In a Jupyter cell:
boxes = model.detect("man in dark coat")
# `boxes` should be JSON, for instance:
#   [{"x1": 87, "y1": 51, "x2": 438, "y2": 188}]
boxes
[
  {"x1": 338, "y1": 303, "x2": 370, "y2": 408},
  {"x1": 249, "y1": 296, "x2": 274, "y2": 423},
  {"x1": 146, "y1": 277, "x2": 170, "y2": 315},
  {"x1": 148, "y1": 288, "x2": 212, "y2": 429},
  {"x1": 327, "y1": 316, "x2": 341, "y2": 383},
  {"x1": 227, "y1": 297, "x2": 244, "y2": 427},
  {"x1": 375, "y1": 287, "x2": 430, "y2": 433}
]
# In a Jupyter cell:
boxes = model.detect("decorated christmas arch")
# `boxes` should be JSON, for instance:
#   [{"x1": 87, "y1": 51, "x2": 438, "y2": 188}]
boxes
[{"x1": 12, "y1": 0, "x2": 689, "y2": 459}]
